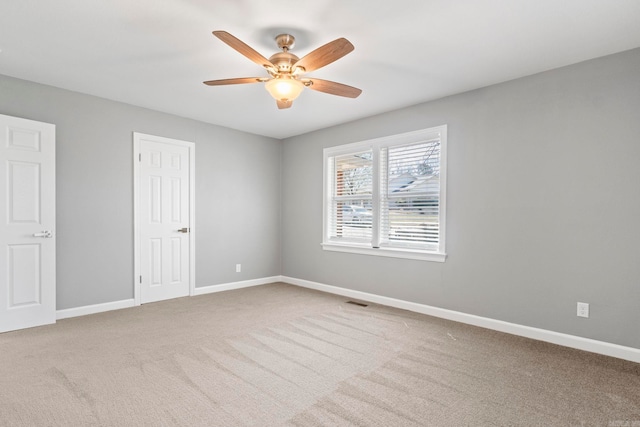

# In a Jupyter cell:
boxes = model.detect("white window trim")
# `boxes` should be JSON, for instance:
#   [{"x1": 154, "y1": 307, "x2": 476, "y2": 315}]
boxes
[
  {"x1": 322, "y1": 126, "x2": 447, "y2": 262},
  {"x1": 321, "y1": 242, "x2": 447, "y2": 262}
]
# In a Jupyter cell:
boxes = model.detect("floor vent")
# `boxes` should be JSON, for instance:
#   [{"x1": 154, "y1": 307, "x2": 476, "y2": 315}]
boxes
[{"x1": 346, "y1": 301, "x2": 368, "y2": 307}]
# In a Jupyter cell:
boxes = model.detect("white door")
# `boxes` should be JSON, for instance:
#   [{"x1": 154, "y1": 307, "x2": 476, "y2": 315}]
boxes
[
  {"x1": 0, "y1": 114, "x2": 56, "y2": 333},
  {"x1": 135, "y1": 133, "x2": 194, "y2": 304}
]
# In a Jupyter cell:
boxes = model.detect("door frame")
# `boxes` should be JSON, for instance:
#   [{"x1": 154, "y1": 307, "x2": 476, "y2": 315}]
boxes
[{"x1": 133, "y1": 132, "x2": 195, "y2": 306}]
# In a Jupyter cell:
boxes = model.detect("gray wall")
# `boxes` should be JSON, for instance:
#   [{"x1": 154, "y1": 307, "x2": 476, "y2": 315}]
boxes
[
  {"x1": 0, "y1": 75, "x2": 281, "y2": 310},
  {"x1": 281, "y1": 48, "x2": 640, "y2": 349}
]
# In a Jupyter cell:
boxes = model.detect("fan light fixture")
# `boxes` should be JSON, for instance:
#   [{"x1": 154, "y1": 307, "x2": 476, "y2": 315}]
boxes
[
  {"x1": 204, "y1": 31, "x2": 362, "y2": 109},
  {"x1": 265, "y1": 77, "x2": 304, "y2": 101}
]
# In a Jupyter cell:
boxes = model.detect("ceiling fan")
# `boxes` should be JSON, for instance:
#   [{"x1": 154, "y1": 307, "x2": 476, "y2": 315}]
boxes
[{"x1": 204, "y1": 31, "x2": 362, "y2": 109}]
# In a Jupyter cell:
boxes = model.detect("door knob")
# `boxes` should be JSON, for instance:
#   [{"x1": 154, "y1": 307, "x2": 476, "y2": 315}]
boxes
[
  {"x1": 177, "y1": 228, "x2": 190, "y2": 233},
  {"x1": 33, "y1": 231, "x2": 53, "y2": 238}
]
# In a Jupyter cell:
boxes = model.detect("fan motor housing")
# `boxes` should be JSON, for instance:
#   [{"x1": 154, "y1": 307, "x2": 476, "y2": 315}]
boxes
[{"x1": 268, "y1": 52, "x2": 300, "y2": 73}]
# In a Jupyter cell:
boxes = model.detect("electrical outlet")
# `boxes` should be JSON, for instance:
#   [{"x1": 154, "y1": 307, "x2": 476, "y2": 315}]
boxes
[
  {"x1": 577, "y1": 302, "x2": 589, "y2": 318},
  {"x1": 235, "y1": 264, "x2": 241, "y2": 273}
]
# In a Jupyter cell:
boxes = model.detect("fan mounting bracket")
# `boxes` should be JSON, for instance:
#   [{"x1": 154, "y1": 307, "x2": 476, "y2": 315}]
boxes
[{"x1": 275, "y1": 34, "x2": 295, "y2": 51}]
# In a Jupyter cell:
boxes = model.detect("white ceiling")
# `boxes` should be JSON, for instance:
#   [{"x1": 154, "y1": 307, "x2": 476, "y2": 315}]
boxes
[{"x1": 1, "y1": 1, "x2": 639, "y2": 139}]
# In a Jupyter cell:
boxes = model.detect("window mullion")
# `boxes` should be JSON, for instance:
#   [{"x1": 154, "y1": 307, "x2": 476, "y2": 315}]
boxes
[{"x1": 371, "y1": 146, "x2": 380, "y2": 248}]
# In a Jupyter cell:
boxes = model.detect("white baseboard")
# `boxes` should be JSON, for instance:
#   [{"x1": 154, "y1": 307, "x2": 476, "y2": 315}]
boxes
[
  {"x1": 281, "y1": 276, "x2": 640, "y2": 364},
  {"x1": 57, "y1": 299, "x2": 135, "y2": 320},
  {"x1": 55, "y1": 276, "x2": 283, "y2": 321},
  {"x1": 193, "y1": 276, "x2": 283, "y2": 296}
]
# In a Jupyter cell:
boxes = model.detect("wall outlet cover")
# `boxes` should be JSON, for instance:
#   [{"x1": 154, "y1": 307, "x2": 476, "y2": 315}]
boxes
[{"x1": 577, "y1": 302, "x2": 589, "y2": 318}]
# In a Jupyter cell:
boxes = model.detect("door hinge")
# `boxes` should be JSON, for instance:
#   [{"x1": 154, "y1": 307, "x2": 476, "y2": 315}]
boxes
[
  {"x1": 139, "y1": 275, "x2": 142, "y2": 284},
  {"x1": 139, "y1": 153, "x2": 142, "y2": 162}
]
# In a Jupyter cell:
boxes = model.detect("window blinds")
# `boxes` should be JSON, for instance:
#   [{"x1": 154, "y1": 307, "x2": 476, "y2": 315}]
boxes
[
  {"x1": 380, "y1": 140, "x2": 441, "y2": 249},
  {"x1": 328, "y1": 150, "x2": 373, "y2": 243}
]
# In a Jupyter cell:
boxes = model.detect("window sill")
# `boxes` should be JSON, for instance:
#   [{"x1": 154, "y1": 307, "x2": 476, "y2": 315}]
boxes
[{"x1": 321, "y1": 242, "x2": 447, "y2": 262}]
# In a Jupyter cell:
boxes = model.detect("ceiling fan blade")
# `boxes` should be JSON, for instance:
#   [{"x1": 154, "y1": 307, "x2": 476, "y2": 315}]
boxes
[
  {"x1": 304, "y1": 79, "x2": 362, "y2": 98},
  {"x1": 293, "y1": 38, "x2": 354, "y2": 73},
  {"x1": 203, "y1": 77, "x2": 266, "y2": 86},
  {"x1": 213, "y1": 31, "x2": 276, "y2": 72},
  {"x1": 277, "y1": 100, "x2": 292, "y2": 109}
]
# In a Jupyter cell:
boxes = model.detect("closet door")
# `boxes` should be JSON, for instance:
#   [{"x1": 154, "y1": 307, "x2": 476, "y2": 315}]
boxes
[{"x1": 0, "y1": 114, "x2": 56, "y2": 333}]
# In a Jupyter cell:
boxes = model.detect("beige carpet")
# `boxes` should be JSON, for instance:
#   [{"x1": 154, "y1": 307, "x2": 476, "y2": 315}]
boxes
[{"x1": 0, "y1": 283, "x2": 638, "y2": 426}]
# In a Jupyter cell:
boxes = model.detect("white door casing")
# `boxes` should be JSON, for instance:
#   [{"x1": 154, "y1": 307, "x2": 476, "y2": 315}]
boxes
[
  {"x1": 0, "y1": 114, "x2": 56, "y2": 333},
  {"x1": 134, "y1": 133, "x2": 194, "y2": 304}
]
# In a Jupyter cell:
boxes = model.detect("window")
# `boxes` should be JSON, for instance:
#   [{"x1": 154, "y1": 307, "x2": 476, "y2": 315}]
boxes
[{"x1": 323, "y1": 126, "x2": 447, "y2": 262}]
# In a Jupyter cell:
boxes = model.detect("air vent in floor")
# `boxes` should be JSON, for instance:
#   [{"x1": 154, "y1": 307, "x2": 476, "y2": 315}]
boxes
[{"x1": 346, "y1": 301, "x2": 368, "y2": 307}]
